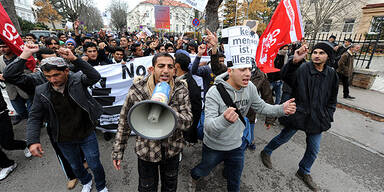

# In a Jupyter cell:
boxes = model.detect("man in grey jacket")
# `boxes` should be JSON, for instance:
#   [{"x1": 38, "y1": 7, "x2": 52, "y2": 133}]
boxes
[{"x1": 189, "y1": 60, "x2": 296, "y2": 192}]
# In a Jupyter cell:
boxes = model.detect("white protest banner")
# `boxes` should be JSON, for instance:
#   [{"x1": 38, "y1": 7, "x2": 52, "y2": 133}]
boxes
[
  {"x1": 92, "y1": 55, "x2": 209, "y2": 132},
  {"x1": 143, "y1": 27, "x2": 153, "y2": 37},
  {"x1": 178, "y1": 0, "x2": 208, "y2": 12},
  {"x1": 221, "y1": 26, "x2": 259, "y2": 69}
]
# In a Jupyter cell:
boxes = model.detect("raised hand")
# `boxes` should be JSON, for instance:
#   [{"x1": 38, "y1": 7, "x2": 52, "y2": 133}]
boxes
[
  {"x1": 197, "y1": 44, "x2": 206, "y2": 57},
  {"x1": 57, "y1": 48, "x2": 77, "y2": 61},
  {"x1": 20, "y1": 42, "x2": 39, "y2": 60},
  {"x1": 293, "y1": 44, "x2": 309, "y2": 64}
]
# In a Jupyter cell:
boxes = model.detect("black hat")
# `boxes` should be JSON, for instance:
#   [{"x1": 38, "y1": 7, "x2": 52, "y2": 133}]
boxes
[
  {"x1": 345, "y1": 38, "x2": 353, "y2": 43},
  {"x1": 312, "y1": 41, "x2": 335, "y2": 60},
  {"x1": 329, "y1": 35, "x2": 336, "y2": 39}
]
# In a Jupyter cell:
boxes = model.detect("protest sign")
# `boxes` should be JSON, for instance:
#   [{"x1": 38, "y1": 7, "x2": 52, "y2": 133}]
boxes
[
  {"x1": 93, "y1": 55, "x2": 208, "y2": 132},
  {"x1": 221, "y1": 26, "x2": 259, "y2": 69},
  {"x1": 178, "y1": 0, "x2": 208, "y2": 12},
  {"x1": 155, "y1": 5, "x2": 170, "y2": 29}
]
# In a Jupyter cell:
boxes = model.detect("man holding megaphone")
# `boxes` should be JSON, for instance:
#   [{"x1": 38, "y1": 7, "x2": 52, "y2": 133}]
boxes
[{"x1": 112, "y1": 52, "x2": 192, "y2": 192}]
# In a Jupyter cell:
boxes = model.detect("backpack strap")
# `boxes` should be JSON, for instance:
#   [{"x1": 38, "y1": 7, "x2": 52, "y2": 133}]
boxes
[{"x1": 216, "y1": 83, "x2": 246, "y2": 126}]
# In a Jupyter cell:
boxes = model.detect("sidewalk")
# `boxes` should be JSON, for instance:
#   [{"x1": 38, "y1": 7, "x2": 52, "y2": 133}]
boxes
[{"x1": 337, "y1": 86, "x2": 384, "y2": 119}]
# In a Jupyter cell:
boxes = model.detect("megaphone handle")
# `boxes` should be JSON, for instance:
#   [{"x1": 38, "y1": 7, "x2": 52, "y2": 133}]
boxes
[{"x1": 148, "y1": 105, "x2": 162, "y2": 123}]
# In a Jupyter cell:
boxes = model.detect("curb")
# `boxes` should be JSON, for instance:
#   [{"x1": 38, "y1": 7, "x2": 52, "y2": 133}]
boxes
[{"x1": 337, "y1": 101, "x2": 384, "y2": 122}]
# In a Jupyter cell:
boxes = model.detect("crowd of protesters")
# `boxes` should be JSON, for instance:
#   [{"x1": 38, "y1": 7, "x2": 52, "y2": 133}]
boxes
[{"x1": 0, "y1": 19, "x2": 362, "y2": 191}]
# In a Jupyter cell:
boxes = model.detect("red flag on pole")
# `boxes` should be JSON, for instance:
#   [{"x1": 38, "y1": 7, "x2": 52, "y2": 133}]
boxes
[
  {"x1": 255, "y1": 0, "x2": 303, "y2": 73},
  {"x1": 0, "y1": 2, "x2": 36, "y2": 71}
]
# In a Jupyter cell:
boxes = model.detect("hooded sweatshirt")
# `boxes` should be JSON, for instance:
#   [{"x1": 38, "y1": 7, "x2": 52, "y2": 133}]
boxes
[{"x1": 203, "y1": 72, "x2": 286, "y2": 151}]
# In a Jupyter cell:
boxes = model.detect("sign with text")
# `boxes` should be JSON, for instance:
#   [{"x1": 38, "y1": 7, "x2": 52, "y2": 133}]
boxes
[
  {"x1": 93, "y1": 55, "x2": 209, "y2": 132},
  {"x1": 221, "y1": 26, "x2": 259, "y2": 69},
  {"x1": 178, "y1": 0, "x2": 208, "y2": 12},
  {"x1": 155, "y1": 5, "x2": 170, "y2": 29}
]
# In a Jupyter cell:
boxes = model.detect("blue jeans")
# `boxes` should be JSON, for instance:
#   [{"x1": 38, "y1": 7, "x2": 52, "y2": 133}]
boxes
[
  {"x1": 271, "y1": 80, "x2": 283, "y2": 104},
  {"x1": 57, "y1": 131, "x2": 106, "y2": 191},
  {"x1": 10, "y1": 95, "x2": 32, "y2": 119},
  {"x1": 191, "y1": 143, "x2": 246, "y2": 192},
  {"x1": 263, "y1": 128, "x2": 322, "y2": 174}
]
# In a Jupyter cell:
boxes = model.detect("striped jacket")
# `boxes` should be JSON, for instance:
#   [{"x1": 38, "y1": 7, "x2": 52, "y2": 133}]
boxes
[{"x1": 112, "y1": 75, "x2": 192, "y2": 162}]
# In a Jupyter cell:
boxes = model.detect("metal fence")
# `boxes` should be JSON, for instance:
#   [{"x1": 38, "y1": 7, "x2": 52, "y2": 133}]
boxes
[{"x1": 304, "y1": 29, "x2": 383, "y2": 69}]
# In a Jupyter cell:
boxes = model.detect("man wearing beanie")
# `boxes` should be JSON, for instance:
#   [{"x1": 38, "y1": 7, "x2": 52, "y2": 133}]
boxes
[
  {"x1": 189, "y1": 55, "x2": 297, "y2": 191},
  {"x1": 260, "y1": 42, "x2": 339, "y2": 191}
]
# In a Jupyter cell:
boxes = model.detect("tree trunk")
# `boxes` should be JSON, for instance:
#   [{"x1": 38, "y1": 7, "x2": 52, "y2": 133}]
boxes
[
  {"x1": 50, "y1": 20, "x2": 56, "y2": 30},
  {"x1": 205, "y1": 0, "x2": 223, "y2": 33},
  {"x1": 1, "y1": 0, "x2": 22, "y2": 33}
]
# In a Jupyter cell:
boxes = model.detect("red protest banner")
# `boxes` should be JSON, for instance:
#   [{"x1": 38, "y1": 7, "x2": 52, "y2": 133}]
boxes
[
  {"x1": 155, "y1": 5, "x2": 170, "y2": 29},
  {"x1": 255, "y1": 0, "x2": 303, "y2": 73},
  {"x1": 0, "y1": 2, "x2": 36, "y2": 71}
]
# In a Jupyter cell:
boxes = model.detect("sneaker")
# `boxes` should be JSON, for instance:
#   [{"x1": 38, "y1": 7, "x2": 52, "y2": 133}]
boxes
[
  {"x1": 296, "y1": 170, "x2": 319, "y2": 192},
  {"x1": 343, "y1": 95, "x2": 355, "y2": 99},
  {"x1": 260, "y1": 150, "x2": 273, "y2": 169},
  {"x1": 99, "y1": 187, "x2": 109, "y2": 192},
  {"x1": 248, "y1": 143, "x2": 256, "y2": 150},
  {"x1": 188, "y1": 176, "x2": 198, "y2": 192},
  {"x1": 81, "y1": 180, "x2": 92, "y2": 192},
  {"x1": 24, "y1": 147, "x2": 32, "y2": 158},
  {"x1": 67, "y1": 178, "x2": 78, "y2": 190},
  {"x1": 0, "y1": 163, "x2": 17, "y2": 180}
]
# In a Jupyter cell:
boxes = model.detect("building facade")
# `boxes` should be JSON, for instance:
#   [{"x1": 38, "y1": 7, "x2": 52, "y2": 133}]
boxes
[
  {"x1": 14, "y1": 0, "x2": 35, "y2": 22},
  {"x1": 301, "y1": 0, "x2": 383, "y2": 37},
  {"x1": 127, "y1": 0, "x2": 195, "y2": 33}
]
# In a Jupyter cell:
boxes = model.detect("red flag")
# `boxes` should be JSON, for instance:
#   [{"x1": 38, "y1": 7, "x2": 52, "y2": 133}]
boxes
[
  {"x1": 255, "y1": 0, "x2": 303, "y2": 73},
  {"x1": 0, "y1": 2, "x2": 36, "y2": 71}
]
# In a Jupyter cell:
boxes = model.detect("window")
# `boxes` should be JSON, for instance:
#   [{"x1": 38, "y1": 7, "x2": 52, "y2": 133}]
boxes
[
  {"x1": 369, "y1": 16, "x2": 384, "y2": 33},
  {"x1": 182, "y1": 25, "x2": 185, "y2": 31},
  {"x1": 176, "y1": 13, "x2": 179, "y2": 20},
  {"x1": 176, "y1": 24, "x2": 179, "y2": 32},
  {"x1": 322, "y1": 20, "x2": 332, "y2": 32},
  {"x1": 343, "y1": 18, "x2": 355, "y2": 33}
]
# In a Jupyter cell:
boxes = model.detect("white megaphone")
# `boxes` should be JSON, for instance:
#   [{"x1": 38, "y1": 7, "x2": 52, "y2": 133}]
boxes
[{"x1": 127, "y1": 82, "x2": 177, "y2": 140}]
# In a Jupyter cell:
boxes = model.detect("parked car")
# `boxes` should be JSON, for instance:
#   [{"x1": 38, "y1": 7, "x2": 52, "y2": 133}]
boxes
[{"x1": 29, "y1": 30, "x2": 57, "y2": 39}]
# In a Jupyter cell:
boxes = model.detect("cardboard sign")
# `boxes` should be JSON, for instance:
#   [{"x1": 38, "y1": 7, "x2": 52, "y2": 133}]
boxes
[
  {"x1": 221, "y1": 26, "x2": 259, "y2": 69},
  {"x1": 155, "y1": 5, "x2": 170, "y2": 29}
]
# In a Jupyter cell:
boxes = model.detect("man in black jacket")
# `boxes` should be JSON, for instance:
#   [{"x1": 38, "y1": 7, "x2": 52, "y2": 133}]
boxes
[
  {"x1": 22, "y1": 44, "x2": 108, "y2": 192},
  {"x1": 174, "y1": 51, "x2": 202, "y2": 144},
  {"x1": 260, "y1": 42, "x2": 338, "y2": 192}
]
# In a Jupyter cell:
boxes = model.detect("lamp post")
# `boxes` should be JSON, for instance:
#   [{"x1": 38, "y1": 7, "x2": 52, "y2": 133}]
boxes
[{"x1": 246, "y1": 0, "x2": 253, "y2": 20}]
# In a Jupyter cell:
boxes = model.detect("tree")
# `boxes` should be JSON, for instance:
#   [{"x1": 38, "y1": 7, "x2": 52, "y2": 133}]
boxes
[
  {"x1": 50, "y1": 0, "x2": 91, "y2": 22},
  {"x1": 34, "y1": 0, "x2": 62, "y2": 30},
  {"x1": 223, "y1": 0, "x2": 242, "y2": 28},
  {"x1": 205, "y1": 0, "x2": 223, "y2": 32},
  {"x1": 17, "y1": 16, "x2": 48, "y2": 34},
  {"x1": 300, "y1": 0, "x2": 361, "y2": 37},
  {"x1": 0, "y1": 0, "x2": 21, "y2": 33},
  {"x1": 79, "y1": 6, "x2": 103, "y2": 31},
  {"x1": 108, "y1": 0, "x2": 128, "y2": 32},
  {"x1": 243, "y1": 0, "x2": 271, "y2": 34}
]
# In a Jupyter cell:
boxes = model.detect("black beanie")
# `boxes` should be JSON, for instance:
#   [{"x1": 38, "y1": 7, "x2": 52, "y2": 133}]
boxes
[{"x1": 312, "y1": 41, "x2": 335, "y2": 60}]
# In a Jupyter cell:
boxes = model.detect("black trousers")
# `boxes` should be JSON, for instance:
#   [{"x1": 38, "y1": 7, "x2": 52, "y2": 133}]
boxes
[
  {"x1": 137, "y1": 154, "x2": 180, "y2": 192},
  {"x1": 339, "y1": 73, "x2": 350, "y2": 97},
  {"x1": 0, "y1": 111, "x2": 26, "y2": 168}
]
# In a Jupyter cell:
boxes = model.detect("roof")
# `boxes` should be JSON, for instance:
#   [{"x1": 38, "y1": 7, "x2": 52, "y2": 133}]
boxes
[
  {"x1": 141, "y1": 0, "x2": 191, "y2": 8},
  {"x1": 362, "y1": 3, "x2": 384, "y2": 9}
]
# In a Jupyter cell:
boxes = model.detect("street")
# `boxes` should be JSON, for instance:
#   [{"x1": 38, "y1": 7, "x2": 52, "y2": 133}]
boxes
[{"x1": 1, "y1": 107, "x2": 384, "y2": 192}]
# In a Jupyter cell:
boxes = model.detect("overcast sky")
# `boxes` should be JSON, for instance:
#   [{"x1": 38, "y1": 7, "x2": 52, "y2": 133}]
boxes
[{"x1": 94, "y1": 0, "x2": 143, "y2": 13}]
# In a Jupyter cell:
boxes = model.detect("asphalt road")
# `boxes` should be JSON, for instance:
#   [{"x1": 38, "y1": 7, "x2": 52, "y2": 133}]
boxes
[{"x1": 1, "y1": 108, "x2": 384, "y2": 192}]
